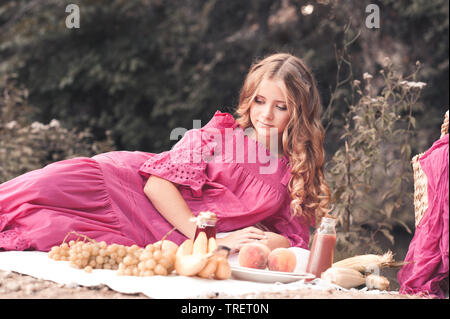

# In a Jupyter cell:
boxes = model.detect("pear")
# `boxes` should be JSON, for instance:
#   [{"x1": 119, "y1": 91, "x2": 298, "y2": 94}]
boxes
[{"x1": 175, "y1": 254, "x2": 208, "y2": 276}]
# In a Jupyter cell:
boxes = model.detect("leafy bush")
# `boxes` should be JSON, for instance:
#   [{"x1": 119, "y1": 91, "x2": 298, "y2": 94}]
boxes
[
  {"x1": 0, "y1": 75, "x2": 116, "y2": 183},
  {"x1": 325, "y1": 56, "x2": 426, "y2": 257},
  {"x1": 0, "y1": 0, "x2": 446, "y2": 153}
]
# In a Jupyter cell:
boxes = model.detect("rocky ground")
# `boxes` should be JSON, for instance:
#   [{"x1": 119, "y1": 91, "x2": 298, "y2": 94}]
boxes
[{"x1": 0, "y1": 269, "x2": 429, "y2": 299}]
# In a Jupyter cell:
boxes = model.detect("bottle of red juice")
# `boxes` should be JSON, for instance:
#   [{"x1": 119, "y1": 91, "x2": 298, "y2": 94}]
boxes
[{"x1": 306, "y1": 216, "x2": 337, "y2": 278}]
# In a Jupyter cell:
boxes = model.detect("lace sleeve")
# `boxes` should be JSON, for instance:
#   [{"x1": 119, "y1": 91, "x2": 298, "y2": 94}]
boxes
[{"x1": 138, "y1": 129, "x2": 216, "y2": 197}]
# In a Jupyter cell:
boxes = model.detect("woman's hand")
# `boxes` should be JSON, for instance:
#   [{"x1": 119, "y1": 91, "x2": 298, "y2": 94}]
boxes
[
  {"x1": 216, "y1": 227, "x2": 291, "y2": 253},
  {"x1": 216, "y1": 227, "x2": 267, "y2": 253}
]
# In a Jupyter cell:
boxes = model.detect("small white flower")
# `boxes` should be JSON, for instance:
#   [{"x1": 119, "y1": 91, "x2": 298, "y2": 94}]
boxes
[
  {"x1": 408, "y1": 81, "x2": 427, "y2": 89},
  {"x1": 400, "y1": 81, "x2": 427, "y2": 89},
  {"x1": 5, "y1": 121, "x2": 18, "y2": 129},
  {"x1": 31, "y1": 121, "x2": 44, "y2": 129},
  {"x1": 301, "y1": 4, "x2": 314, "y2": 15},
  {"x1": 363, "y1": 72, "x2": 373, "y2": 80},
  {"x1": 30, "y1": 121, "x2": 46, "y2": 132},
  {"x1": 49, "y1": 119, "x2": 60, "y2": 128}
]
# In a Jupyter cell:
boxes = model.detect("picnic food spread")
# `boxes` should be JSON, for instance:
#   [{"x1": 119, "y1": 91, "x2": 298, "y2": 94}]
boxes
[
  {"x1": 47, "y1": 211, "x2": 232, "y2": 280},
  {"x1": 48, "y1": 230, "x2": 232, "y2": 280},
  {"x1": 46, "y1": 211, "x2": 403, "y2": 290}
]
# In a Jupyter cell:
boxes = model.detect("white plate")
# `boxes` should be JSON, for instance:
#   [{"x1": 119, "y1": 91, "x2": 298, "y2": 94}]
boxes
[{"x1": 230, "y1": 265, "x2": 315, "y2": 284}]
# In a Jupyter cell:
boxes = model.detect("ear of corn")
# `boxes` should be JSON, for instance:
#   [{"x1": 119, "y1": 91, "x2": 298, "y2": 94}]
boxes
[
  {"x1": 366, "y1": 274, "x2": 390, "y2": 291},
  {"x1": 321, "y1": 267, "x2": 366, "y2": 289},
  {"x1": 332, "y1": 251, "x2": 395, "y2": 273}
]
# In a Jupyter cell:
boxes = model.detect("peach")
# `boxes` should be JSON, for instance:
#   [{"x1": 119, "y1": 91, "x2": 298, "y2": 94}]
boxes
[
  {"x1": 267, "y1": 248, "x2": 297, "y2": 272},
  {"x1": 238, "y1": 243, "x2": 271, "y2": 269}
]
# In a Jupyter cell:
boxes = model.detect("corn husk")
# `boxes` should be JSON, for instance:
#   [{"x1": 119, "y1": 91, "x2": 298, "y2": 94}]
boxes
[
  {"x1": 366, "y1": 274, "x2": 390, "y2": 291},
  {"x1": 332, "y1": 251, "x2": 402, "y2": 273},
  {"x1": 321, "y1": 267, "x2": 366, "y2": 289}
]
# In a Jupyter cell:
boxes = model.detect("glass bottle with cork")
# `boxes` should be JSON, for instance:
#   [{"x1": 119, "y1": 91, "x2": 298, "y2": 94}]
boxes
[
  {"x1": 306, "y1": 214, "x2": 337, "y2": 278},
  {"x1": 193, "y1": 211, "x2": 217, "y2": 240}
]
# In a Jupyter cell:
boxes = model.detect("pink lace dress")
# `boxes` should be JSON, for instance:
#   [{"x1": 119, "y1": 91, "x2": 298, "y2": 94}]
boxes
[{"x1": 0, "y1": 111, "x2": 310, "y2": 251}]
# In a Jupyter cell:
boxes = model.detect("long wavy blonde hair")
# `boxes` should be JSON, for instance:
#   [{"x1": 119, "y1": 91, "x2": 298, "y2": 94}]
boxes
[{"x1": 234, "y1": 53, "x2": 331, "y2": 226}]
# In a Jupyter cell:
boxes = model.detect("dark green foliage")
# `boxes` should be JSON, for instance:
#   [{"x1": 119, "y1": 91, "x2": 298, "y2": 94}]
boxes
[
  {"x1": 0, "y1": 75, "x2": 116, "y2": 183},
  {"x1": 0, "y1": 0, "x2": 448, "y2": 259},
  {"x1": 1, "y1": 1, "x2": 445, "y2": 153}
]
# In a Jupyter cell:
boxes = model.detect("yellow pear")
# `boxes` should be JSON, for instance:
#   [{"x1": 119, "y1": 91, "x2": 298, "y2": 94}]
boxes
[
  {"x1": 192, "y1": 232, "x2": 208, "y2": 255},
  {"x1": 176, "y1": 239, "x2": 193, "y2": 259},
  {"x1": 175, "y1": 254, "x2": 208, "y2": 277},
  {"x1": 197, "y1": 257, "x2": 218, "y2": 279},
  {"x1": 207, "y1": 237, "x2": 217, "y2": 253}
]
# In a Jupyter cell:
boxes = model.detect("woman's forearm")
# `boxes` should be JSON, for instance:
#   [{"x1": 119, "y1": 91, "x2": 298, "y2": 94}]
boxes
[
  {"x1": 144, "y1": 175, "x2": 196, "y2": 239},
  {"x1": 143, "y1": 176, "x2": 290, "y2": 249}
]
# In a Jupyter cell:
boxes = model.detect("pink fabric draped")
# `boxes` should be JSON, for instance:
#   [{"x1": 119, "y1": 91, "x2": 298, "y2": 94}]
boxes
[{"x1": 398, "y1": 134, "x2": 449, "y2": 298}]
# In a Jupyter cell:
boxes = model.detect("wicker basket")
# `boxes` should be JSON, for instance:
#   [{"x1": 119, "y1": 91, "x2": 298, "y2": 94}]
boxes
[{"x1": 411, "y1": 110, "x2": 449, "y2": 227}]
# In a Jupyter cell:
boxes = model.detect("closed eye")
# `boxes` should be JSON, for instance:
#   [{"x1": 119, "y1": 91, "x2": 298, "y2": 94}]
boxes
[
  {"x1": 254, "y1": 97, "x2": 264, "y2": 104},
  {"x1": 254, "y1": 95, "x2": 286, "y2": 110}
]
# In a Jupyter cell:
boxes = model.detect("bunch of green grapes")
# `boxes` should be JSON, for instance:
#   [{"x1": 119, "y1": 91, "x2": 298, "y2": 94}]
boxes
[
  {"x1": 49, "y1": 239, "x2": 128, "y2": 272},
  {"x1": 117, "y1": 242, "x2": 176, "y2": 277},
  {"x1": 48, "y1": 242, "x2": 70, "y2": 261},
  {"x1": 48, "y1": 232, "x2": 177, "y2": 276}
]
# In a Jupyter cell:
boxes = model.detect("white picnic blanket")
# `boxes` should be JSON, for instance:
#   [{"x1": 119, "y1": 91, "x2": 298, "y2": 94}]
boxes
[{"x1": 0, "y1": 251, "x2": 345, "y2": 298}]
